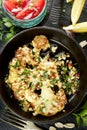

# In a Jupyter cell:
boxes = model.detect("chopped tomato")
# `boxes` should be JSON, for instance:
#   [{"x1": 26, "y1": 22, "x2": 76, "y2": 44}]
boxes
[
  {"x1": 15, "y1": 6, "x2": 34, "y2": 19},
  {"x1": 17, "y1": 0, "x2": 29, "y2": 8},
  {"x1": 4, "y1": 0, "x2": 18, "y2": 11},
  {"x1": 4, "y1": 0, "x2": 29, "y2": 12},
  {"x1": 32, "y1": 0, "x2": 45, "y2": 12},
  {"x1": 16, "y1": 0, "x2": 45, "y2": 19},
  {"x1": 3, "y1": 0, "x2": 45, "y2": 20}
]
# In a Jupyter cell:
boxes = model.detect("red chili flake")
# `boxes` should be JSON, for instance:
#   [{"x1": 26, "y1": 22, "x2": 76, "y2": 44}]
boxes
[
  {"x1": 68, "y1": 62, "x2": 73, "y2": 69},
  {"x1": 27, "y1": 76, "x2": 30, "y2": 79},
  {"x1": 50, "y1": 73, "x2": 56, "y2": 78},
  {"x1": 75, "y1": 73, "x2": 80, "y2": 78}
]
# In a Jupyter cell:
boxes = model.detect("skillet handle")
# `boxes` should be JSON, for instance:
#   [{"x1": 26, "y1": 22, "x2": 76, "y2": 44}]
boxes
[{"x1": 44, "y1": 0, "x2": 63, "y2": 28}]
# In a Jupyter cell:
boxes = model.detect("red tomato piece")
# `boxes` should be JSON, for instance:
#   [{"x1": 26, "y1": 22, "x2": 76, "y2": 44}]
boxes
[
  {"x1": 16, "y1": 0, "x2": 45, "y2": 19},
  {"x1": 4, "y1": 0, "x2": 45, "y2": 20},
  {"x1": 17, "y1": 0, "x2": 29, "y2": 8},
  {"x1": 23, "y1": 10, "x2": 39, "y2": 19},
  {"x1": 3, "y1": 0, "x2": 18, "y2": 12},
  {"x1": 4, "y1": 0, "x2": 29, "y2": 12},
  {"x1": 33, "y1": 0, "x2": 45, "y2": 12},
  {"x1": 15, "y1": 6, "x2": 33, "y2": 19}
]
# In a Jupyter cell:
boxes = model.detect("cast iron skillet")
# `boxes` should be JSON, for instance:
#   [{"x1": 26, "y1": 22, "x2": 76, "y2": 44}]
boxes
[{"x1": 0, "y1": 0, "x2": 87, "y2": 124}]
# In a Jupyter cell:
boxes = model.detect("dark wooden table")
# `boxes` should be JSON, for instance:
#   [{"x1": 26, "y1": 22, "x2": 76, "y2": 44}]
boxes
[{"x1": 0, "y1": 0, "x2": 87, "y2": 129}]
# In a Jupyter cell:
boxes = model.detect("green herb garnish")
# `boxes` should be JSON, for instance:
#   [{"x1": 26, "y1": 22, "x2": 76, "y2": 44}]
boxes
[
  {"x1": 73, "y1": 101, "x2": 87, "y2": 127},
  {"x1": 0, "y1": 4, "x2": 22, "y2": 43}
]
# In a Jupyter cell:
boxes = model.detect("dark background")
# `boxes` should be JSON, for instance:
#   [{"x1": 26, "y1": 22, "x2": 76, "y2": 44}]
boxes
[{"x1": 0, "y1": 0, "x2": 87, "y2": 129}]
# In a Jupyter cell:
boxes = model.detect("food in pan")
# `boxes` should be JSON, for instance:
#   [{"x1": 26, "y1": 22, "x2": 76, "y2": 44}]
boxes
[{"x1": 5, "y1": 35, "x2": 80, "y2": 116}]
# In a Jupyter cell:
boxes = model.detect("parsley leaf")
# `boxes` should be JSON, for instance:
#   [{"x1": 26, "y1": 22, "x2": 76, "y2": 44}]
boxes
[
  {"x1": 0, "y1": 2, "x2": 22, "y2": 44},
  {"x1": 73, "y1": 101, "x2": 87, "y2": 127}
]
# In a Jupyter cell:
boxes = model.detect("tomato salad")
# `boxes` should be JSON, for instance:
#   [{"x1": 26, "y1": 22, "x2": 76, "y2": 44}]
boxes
[{"x1": 3, "y1": 0, "x2": 45, "y2": 20}]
